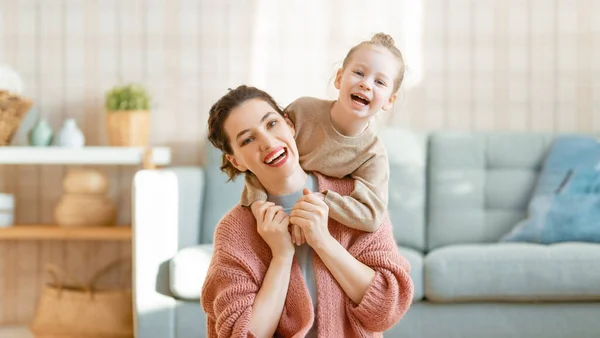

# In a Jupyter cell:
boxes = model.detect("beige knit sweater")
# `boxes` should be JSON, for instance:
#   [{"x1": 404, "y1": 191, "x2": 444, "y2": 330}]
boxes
[
  {"x1": 241, "y1": 97, "x2": 389, "y2": 231},
  {"x1": 202, "y1": 173, "x2": 413, "y2": 337}
]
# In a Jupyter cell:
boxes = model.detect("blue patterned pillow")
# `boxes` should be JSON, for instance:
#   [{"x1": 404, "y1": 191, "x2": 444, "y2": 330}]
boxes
[{"x1": 501, "y1": 136, "x2": 600, "y2": 244}]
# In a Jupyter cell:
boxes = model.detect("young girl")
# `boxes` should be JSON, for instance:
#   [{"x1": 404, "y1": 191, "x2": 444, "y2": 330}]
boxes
[{"x1": 242, "y1": 32, "x2": 405, "y2": 242}]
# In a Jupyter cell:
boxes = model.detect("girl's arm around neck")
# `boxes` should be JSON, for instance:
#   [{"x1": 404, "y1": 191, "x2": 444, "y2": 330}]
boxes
[{"x1": 324, "y1": 149, "x2": 389, "y2": 232}]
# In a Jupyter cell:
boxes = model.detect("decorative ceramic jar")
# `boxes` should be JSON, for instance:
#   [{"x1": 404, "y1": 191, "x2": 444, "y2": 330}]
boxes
[
  {"x1": 55, "y1": 118, "x2": 85, "y2": 148},
  {"x1": 28, "y1": 117, "x2": 53, "y2": 146}
]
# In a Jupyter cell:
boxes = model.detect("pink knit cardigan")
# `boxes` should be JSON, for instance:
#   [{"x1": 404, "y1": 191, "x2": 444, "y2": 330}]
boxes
[{"x1": 200, "y1": 173, "x2": 414, "y2": 337}]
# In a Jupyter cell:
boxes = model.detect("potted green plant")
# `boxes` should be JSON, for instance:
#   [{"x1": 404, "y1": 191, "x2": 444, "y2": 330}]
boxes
[{"x1": 105, "y1": 84, "x2": 151, "y2": 147}]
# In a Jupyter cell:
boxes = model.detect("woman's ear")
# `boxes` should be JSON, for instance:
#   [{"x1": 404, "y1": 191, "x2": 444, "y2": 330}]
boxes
[
  {"x1": 382, "y1": 93, "x2": 398, "y2": 111},
  {"x1": 334, "y1": 68, "x2": 343, "y2": 90},
  {"x1": 225, "y1": 154, "x2": 248, "y2": 172}
]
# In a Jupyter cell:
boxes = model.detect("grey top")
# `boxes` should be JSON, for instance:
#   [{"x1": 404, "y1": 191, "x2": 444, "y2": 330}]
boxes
[{"x1": 267, "y1": 173, "x2": 318, "y2": 338}]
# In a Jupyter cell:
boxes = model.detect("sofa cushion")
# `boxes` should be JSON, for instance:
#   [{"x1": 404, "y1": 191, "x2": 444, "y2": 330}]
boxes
[
  {"x1": 424, "y1": 242, "x2": 600, "y2": 302},
  {"x1": 427, "y1": 132, "x2": 554, "y2": 250},
  {"x1": 398, "y1": 245, "x2": 424, "y2": 301},
  {"x1": 169, "y1": 244, "x2": 424, "y2": 302},
  {"x1": 502, "y1": 136, "x2": 600, "y2": 244},
  {"x1": 380, "y1": 128, "x2": 427, "y2": 251},
  {"x1": 170, "y1": 244, "x2": 213, "y2": 300},
  {"x1": 201, "y1": 146, "x2": 245, "y2": 244}
]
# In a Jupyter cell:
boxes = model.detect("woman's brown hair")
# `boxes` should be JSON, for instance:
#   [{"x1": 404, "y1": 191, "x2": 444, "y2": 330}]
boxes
[{"x1": 207, "y1": 85, "x2": 285, "y2": 181}]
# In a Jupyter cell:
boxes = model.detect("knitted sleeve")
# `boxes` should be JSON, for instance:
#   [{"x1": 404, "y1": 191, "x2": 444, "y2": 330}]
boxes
[
  {"x1": 201, "y1": 249, "x2": 259, "y2": 338},
  {"x1": 200, "y1": 213, "x2": 263, "y2": 338},
  {"x1": 344, "y1": 215, "x2": 414, "y2": 332}
]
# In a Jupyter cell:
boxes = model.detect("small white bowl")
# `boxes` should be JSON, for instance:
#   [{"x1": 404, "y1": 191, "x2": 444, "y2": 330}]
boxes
[
  {"x1": 0, "y1": 212, "x2": 13, "y2": 227},
  {"x1": 0, "y1": 193, "x2": 14, "y2": 211}
]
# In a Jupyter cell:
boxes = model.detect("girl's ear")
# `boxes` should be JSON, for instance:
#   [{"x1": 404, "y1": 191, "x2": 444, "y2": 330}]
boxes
[
  {"x1": 226, "y1": 154, "x2": 248, "y2": 172},
  {"x1": 382, "y1": 93, "x2": 398, "y2": 111},
  {"x1": 334, "y1": 68, "x2": 343, "y2": 90}
]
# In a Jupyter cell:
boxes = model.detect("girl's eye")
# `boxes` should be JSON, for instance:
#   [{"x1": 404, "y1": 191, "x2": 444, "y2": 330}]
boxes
[
  {"x1": 241, "y1": 137, "x2": 253, "y2": 146},
  {"x1": 353, "y1": 70, "x2": 363, "y2": 76},
  {"x1": 376, "y1": 80, "x2": 386, "y2": 86}
]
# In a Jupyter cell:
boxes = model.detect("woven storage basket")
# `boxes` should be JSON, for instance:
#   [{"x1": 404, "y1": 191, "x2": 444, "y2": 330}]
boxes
[
  {"x1": 30, "y1": 258, "x2": 133, "y2": 338},
  {"x1": 106, "y1": 110, "x2": 150, "y2": 147},
  {"x1": 0, "y1": 90, "x2": 33, "y2": 145}
]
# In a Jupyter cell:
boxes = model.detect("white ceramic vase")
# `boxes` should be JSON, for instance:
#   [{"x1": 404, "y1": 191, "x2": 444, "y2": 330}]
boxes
[{"x1": 55, "y1": 118, "x2": 85, "y2": 148}]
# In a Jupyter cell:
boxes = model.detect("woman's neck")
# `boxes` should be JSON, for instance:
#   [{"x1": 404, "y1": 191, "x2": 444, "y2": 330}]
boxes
[
  {"x1": 329, "y1": 101, "x2": 370, "y2": 137},
  {"x1": 261, "y1": 167, "x2": 309, "y2": 197}
]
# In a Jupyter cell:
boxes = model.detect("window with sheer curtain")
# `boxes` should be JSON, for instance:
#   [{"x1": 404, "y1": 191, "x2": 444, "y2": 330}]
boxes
[{"x1": 243, "y1": 0, "x2": 422, "y2": 108}]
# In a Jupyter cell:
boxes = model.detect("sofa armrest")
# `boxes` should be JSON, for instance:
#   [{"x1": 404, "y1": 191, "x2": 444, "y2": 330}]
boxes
[
  {"x1": 132, "y1": 166, "x2": 205, "y2": 338},
  {"x1": 132, "y1": 169, "x2": 179, "y2": 338}
]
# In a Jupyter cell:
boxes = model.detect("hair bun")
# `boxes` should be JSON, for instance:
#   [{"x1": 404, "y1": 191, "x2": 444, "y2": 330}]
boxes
[{"x1": 371, "y1": 33, "x2": 395, "y2": 48}]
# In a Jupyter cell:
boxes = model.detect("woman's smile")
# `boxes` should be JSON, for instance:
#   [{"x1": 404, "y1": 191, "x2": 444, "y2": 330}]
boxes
[{"x1": 263, "y1": 146, "x2": 288, "y2": 167}]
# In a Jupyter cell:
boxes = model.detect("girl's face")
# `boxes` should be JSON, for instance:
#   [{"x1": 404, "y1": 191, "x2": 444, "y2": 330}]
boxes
[
  {"x1": 224, "y1": 98, "x2": 301, "y2": 187},
  {"x1": 334, "y1": 45, "x2": 399, "y2": 122}
]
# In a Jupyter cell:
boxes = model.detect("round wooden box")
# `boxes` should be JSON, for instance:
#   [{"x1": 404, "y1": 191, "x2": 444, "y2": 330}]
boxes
[
  {"x1": 63, "y1": 169, "x2": 109, "y2": 194},
  {"x1": 54, "y1": 194, "x2": 117, "y2": 227}
]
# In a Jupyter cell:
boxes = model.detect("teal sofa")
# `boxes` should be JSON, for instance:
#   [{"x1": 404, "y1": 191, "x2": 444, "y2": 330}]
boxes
[{"x1": 132, "y1": 130, "x2": 600, "y2": 338}]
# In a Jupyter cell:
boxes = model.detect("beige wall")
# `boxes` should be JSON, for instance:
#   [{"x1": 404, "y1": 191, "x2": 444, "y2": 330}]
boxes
[
  {"x1": 0, "y1": 0, "x2": 599, "y2": 325},
  {"x1": 0, "y1": 0, "x2": 598, "y2": 225}
]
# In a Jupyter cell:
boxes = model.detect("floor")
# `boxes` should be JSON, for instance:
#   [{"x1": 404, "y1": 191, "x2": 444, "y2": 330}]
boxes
[{"x1": 0, "y1": 326, "x2": 33, "y2": 338}]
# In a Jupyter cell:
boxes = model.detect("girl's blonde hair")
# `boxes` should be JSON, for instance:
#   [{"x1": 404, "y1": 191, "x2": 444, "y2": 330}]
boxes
[{"x1": 342, "y1": 33, "x2": 405, "y2": 92}]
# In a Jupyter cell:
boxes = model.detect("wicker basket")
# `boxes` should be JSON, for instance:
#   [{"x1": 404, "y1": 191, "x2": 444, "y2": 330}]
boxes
[
  {"x1": 0, "y1": 90, "x2": 33, "y2": 145},
  {"x1": 105, "y1": 110, "x2": 150, "y2": 147},
  {"x1": 30, "y1": 258, "x2": 133, "y2": 338}
]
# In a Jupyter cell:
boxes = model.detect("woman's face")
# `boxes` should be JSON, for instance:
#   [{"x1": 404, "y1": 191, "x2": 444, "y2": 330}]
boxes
[{"x1": 224, "y1": 98, "x2": 300, "y2": 186}]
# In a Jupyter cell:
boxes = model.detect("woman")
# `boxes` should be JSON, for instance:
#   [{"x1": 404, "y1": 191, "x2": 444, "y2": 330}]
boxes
[{"x1": 201, "y1": 85, "x2": 413, "y2": 338}]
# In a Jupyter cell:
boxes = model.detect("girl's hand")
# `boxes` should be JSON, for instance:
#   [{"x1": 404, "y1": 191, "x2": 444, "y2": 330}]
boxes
[
  {"x1": 289, "y1": 189, "x2": 332, "y2": 249},
  {"x1": 290, "y1": 224, "x2": 305, "y2": 246},
  {"x1": 251, "y1": 201, "x2": 294, "y2": 258}
]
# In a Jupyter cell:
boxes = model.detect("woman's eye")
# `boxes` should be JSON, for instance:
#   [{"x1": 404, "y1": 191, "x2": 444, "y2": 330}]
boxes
[
  {"x1": 241, "y1": 137, "x2": 253, "y2": 146},
  {"x1": 267, "y1": 120, "x2": 277, "y2": 128}
]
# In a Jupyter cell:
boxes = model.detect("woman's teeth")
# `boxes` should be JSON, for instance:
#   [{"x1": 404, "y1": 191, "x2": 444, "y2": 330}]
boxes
[{"x1": 265, "y1": 148, "x2": 286, "y2": 164}]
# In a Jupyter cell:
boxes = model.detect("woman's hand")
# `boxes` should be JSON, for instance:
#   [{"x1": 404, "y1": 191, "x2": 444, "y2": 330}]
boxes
[
  {"x1": 290, "y1": 189, "x2": 332, "y2": 249},
  {"x1": 251, "y1": 201, "x2": 295, "y2": 258}
]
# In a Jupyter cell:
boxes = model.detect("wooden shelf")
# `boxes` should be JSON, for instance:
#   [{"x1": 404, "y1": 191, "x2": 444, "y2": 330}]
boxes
[
  {"x1": 0, "y1": 225, "x2": 132, "y2": 241},
  {"x1": 0, "y1": 326, "x2": 32, "y2": 338},
  {"x1": 0, "y1": 146, "x2": 171, "y2": 165}
]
